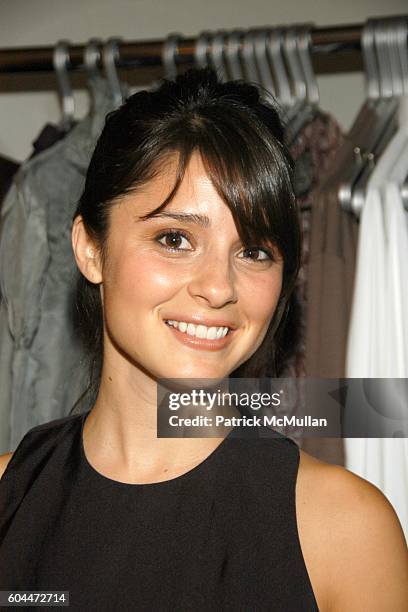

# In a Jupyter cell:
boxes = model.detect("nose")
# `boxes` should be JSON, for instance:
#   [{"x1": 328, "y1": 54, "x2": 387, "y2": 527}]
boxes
[{"x1": 187, "y1": 252, "x2": 238, "y2": 308}]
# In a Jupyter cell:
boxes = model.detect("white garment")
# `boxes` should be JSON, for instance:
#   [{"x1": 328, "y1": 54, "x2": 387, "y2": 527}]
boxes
[{"x1": 345, "y1": 97, "x2": 408, "y2": 541}]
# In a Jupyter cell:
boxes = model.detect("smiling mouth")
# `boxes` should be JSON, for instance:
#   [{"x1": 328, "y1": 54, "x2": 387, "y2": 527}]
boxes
[
  {"x1": 164, "y1": 319, "x2": 232, "y2": 339},
  {"x1": 163, "y1": 319, "x2": 235, "y2": 350}
]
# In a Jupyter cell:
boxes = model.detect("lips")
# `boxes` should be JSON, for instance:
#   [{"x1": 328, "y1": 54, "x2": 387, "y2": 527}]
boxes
[
  {"x1": 162, "y1": 315, "x2": 237, "y2": 330},
  {"x1": 163, "y1": 318, "x2": 236, "y2": 351}
]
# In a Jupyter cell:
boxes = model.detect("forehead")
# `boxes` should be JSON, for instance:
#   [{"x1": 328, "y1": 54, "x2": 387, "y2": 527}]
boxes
[{"x1": 117, "y1": 151, "x2": 234, "y2": 223}]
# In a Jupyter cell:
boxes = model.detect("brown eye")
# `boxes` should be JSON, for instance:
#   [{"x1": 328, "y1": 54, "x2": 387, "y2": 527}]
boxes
[
  {"x1": 156, "y1": 230, "x2": 192, "y2": 251},
  {"x1": 240, "y1": 247, "x2": 273, "y2": 262}
]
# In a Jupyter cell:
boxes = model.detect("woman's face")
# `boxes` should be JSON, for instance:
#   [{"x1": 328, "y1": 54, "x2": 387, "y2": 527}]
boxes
[{"x1": 76, "y1": 151, "x2": 284, "y2": 381}]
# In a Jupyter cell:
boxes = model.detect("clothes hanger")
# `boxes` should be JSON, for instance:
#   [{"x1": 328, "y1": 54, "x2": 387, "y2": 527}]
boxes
[
  {"x1": 252, "y1": 28, "x2": 276, "y2": 96},
  {"x1": 102, "y1": 37, "x2": 125, "y2": 107},
  {"x1": 350, "y1": 18, "x2": 402, "y2": 215},
  {"x1": 396, "y1": 17, "x2": 408, "y2": 210},
  {"x1": 83, "y1": 38, "x2": 103, "y2": 113},
  {"x1": 338, "y1": 18, "x2": 399, "y2": 213},
  {"x1": 224, "y1": 29, "x2": 245, "y2": 81},
  {"x1": 241, "y1": 29, "x2": 260, "y2": 85},
  {"x1": 194, "y1": 31, "x2": 211, "y2": 69},
  {"x1": 283, "y1": 25, "x2": 319, "y2": 146},
  {"x1": 52, "y1": 40, "x2": 75, "y2": 133},
  {"x1": 162, "y1": 33, "x2": 181, "y2": 80},
  {"x1": 402, "y1": 182, "x2": 408, "y2": 210},
  {"x1": 283, "y1": 27, "x2": 307, "y2": 105},
  {"x1": 297, "y1": 27, "x2": 319, "y2": 106},
  {"x1": 208, "y1": 30, "x2": 228, "y2": 82},
  {"x1": 396, "y1": 17, "x2": 408, "y2": 94},
  {"x1": 265, "y1": 27, "x2": 294, "y2": 109},
  {"x1": 388, "y1": 17, "x2": 408, "y2": 211},
  {"x1": 388, "y1": 18, "x2": 404, "y2": 98},
  {"x1": 28, "y1": 39, "x2": 74, "y2": 157}
]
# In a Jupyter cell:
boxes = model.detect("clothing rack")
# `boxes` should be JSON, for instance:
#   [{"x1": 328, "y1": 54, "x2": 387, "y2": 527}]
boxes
[
  {"x1": 1, "y1": 16, "x2": 408, "y2": 212},
  {"x1": 1, "y1": 19, "x2": 407, "y2": 93},
  {"x1": 0, "y1": 22, "x2": 390, "y2": 95}
]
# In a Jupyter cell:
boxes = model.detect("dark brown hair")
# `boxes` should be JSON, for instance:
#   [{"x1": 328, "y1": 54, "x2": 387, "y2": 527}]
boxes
[{"x1": 71, "y1": 67, "x2": 301, "y2": 412}]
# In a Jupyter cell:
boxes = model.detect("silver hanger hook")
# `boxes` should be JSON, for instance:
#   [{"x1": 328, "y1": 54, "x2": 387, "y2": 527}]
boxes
[
  {"x1": 253, "y1": 28, "x2": 275, "y2": 95},
  {"x1": 387, "y1": 17, "x2": 408, "y2": 97},
  {"x1": 194, "y1": 30, "x2": 211, "y2": 69},
  {"x1": 282, "y1": 27, "x2": 307, "y2": 104},
  {"x1": 296, "y1": 26, "x2": 319, "y2": 105},
  {"x1": 209, "y1": 29, "x2": 228, "y2": 82},
  {"x1": 52, "y1": 39, "x2": 75, "y2": 130},
  {"x1": 361, "y1": 19, "x2": 380, "y2": 99},
  {"x1": 373, "y1": 19, "x2": 394, "y2": 99},
  {"x1": 395, "y1": 17, "x2": 408, "y2": 96},
  {"x1": 84, "y1": 37, "x2": 103, "y2": 80},
  {"x1": 386, "y1": 17, "x2": 405, "y2": 98},
  {"x1": 83, "y1": 38, "x2": 103, "y2": 112},
  {"x1": 225, "y1": 29, "x2": 244, "y2": 81},
  {"x1": 162, "y1": 33, "x2": 181, "y2": 80},
  {"x1": 241, "y1": 29, "x2": 260, "y2": 84},
  {"x1": 102, "y1": 37, "x2": 124, "y2": 107},
  {"x1": 266, "y1": 28, "x2": 293, "y2": 106}
]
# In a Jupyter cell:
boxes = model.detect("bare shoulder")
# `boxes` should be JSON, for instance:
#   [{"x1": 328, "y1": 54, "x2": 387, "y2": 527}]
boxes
[
  {"x1": 296, "y1": 448, "x2": 408, "y2": 612},
  {"x1": 0, "y1": 452, "x2": 13, "y2": 480}
]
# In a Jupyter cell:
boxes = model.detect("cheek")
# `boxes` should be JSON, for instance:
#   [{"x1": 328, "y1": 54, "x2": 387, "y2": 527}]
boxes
[
  {"x1": 102, "y1": 251, "x2": 184, "y2": 310},
  {"x1": 240, "y1": 270, "x2": 283, "y2": 323}
]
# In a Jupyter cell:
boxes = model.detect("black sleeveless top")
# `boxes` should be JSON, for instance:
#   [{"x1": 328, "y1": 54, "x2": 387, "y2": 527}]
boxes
[{"x1": 0, "y1": 411, "x2": 319, "y2": 611}]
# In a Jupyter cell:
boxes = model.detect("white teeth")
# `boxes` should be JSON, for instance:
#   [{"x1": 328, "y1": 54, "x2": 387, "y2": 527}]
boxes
[
  {"x1": 165, "y1": 320, "x2": 231, "y2": 340},
  {"x1": 196, "y1": 325, "x2": 208, "y2": 339},
  {"x1": 206, "y1": 327, "x2": 218, "y2": 340},
  {"x1": 187, "y1": 323, "x2": 195, "y2": 336}
]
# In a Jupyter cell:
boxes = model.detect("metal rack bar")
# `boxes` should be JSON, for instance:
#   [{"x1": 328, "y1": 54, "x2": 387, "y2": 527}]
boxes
[{"x1": 0, "y1": 23, "x2": 366, "y2": 77}]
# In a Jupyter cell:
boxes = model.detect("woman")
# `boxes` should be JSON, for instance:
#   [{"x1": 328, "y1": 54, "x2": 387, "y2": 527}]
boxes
[{"x1": 0, "y1": 67, "x2": 407, "y2": 611}]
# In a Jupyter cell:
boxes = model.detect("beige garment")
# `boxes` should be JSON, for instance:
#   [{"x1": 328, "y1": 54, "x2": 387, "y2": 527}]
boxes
[
  {"x1": 279, "y1": 111, "x2": 348, "y2": 465},
  {"x1": 305, "y1": 183, "x2": 359, "y2": 378},
  {"x1": 304, "y1": 127, "x2": 378, "y2": 378},
  {"x1": 302, "y1": 106, "x2": 382, "y2": 462}
]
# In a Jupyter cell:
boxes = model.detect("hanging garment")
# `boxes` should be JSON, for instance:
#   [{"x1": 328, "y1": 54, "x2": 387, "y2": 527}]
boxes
[
  {"x1": 380, "y1": 167, "x2": 408, "y2": 540},
  {"x1": 305, "y1": 151, "x2": 358, "y2": 378},
  {"x1": 0, "y1": 77, "x2": 120, "y2": 455},
  {"x1": 29, "y1": 122, "x2": 72, "y2": 159},
  {"x1": 0, "y1": 410, "x2": 319, "y2": 611},
  {"x1": 280, "y1": 111, "x2": 345, "y2": 465},
  {"x1": 345, "y1": 97, "x2": 408, "y2": 540},
  {"x1": 305, "y1": 102, "x2": 383, "y2": 380},
  {"x1": 383, "y1": 124, "x2": 408, "y2": 376},
  {"x1": 0, "y1": 156, "x2": 20, "y2": 455}
]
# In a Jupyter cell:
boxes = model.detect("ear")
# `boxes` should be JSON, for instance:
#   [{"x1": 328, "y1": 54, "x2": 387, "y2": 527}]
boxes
[{"x1": 71, "y1": 215, "x2": 103, "y2": 284}]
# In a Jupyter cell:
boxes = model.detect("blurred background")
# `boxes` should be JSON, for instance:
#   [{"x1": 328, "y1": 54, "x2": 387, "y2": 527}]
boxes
[{"x1": 0, "y1": 0, "x2": 407, "y2": 160}]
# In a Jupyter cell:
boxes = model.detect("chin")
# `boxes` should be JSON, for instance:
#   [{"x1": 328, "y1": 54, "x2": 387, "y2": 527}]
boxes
[{"x1": 161, "y1": 365, "x2": 230, "y2": 382}]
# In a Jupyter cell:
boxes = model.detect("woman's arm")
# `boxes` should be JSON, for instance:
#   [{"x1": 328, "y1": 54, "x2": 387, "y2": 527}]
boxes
[
  {"x1": 297, "y1": 450, "x2": 408, "y2": 611},
  {"x1": 326, "y1": 467, "x2": 408, "y2": 611}
]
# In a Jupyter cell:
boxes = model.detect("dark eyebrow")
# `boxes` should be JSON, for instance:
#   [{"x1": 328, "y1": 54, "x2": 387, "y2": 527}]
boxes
[{"x1": 139, "y1": 211, "x2": 210, "y2": 228}]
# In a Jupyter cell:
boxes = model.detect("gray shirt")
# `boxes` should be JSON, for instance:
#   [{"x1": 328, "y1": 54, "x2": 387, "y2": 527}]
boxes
[{"x1": 0, "y1": 77, "x2": 120, "y2": 453}]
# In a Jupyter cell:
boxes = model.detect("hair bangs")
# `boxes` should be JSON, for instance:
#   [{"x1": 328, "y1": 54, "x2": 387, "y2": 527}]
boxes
[{"x1": 136, "y1": 109, "x2": 297, "y2": 266}]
